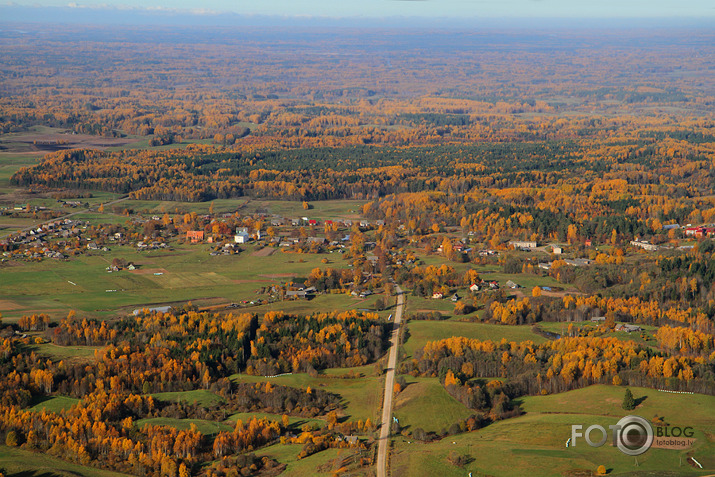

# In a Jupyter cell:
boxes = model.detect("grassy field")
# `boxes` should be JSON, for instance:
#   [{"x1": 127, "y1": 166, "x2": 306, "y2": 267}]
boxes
[
  {"x1": 109, "y1": 197, "x2": 363, "y2": 218},
  {"x1": 389, "y1": 385, "x2": 715, "y2": 476},
  {"x1": 151, "y1": 389, "x2": 225, "y2": 407},
  {"x1": 393, "y1": 377, "x2": 475, "y2": 433},
  {"x1": 538, "y1": 321, "x2": 660, "y2": 347},
  {"x1": 29, "y1": 395, "x2": 80, "y2": 413},
  {"x1": 520, "y1": 385, "x2": 715, "y2": 431},
  {"x1": 258, "y1": 443, "x2": 366, "y2": 476},
  {"x1": 250, "y1": 292, "x2": 390, "y2": 318},
  {"x1": 0, "y1": 444, "x2": 132, "y2": 477},
  {"x1": 226, "y1": 411, "x2": 326, "y2": 431},
  {"x1": 244, "y1": 199, "x2": 367, "y2": 220},
  {"x1": 231, "y1": 367, "x2": 383, "y2": 423},
  {"x1": 123, "y1": 197, "x2": 249, "y2": 215},
  {"x1": 135, "y1": 417, "x2": 232, "y2": 435},
  {"x1": 28, "y1": 343, "x2": 101, "y2": 361},
  {"x1": 0, "y1": 242, "x2": 359, "y2": 320},
  {"x1": 0, "y1": 151, "x2": 44, "y2": 233},
  {"x1": 403, "y1": 321, "x2": 546, "y2": 358}
]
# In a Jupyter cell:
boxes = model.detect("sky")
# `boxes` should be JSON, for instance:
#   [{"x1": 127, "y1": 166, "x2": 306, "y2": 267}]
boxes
[{"x1": 3, "y1": 0, "x2": 714, "y2": 19}]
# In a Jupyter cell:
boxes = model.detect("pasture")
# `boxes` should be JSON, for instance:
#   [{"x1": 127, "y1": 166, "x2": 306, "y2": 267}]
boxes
[
  {"x1": 0, "y1": 445, "x2": 132, "y2": 477},
  {"x1": 392, "y1": 377, "x2": 474, "y2": 434},
  {"x1": 0, "y1": 241, "x2": 360, "y2": 320},
  {"x1": 403, "y1": 321, "x2": 546, "y2": 358},
  {"x1": 389, "y1": 385, "x2": 715, "y2": 476},
  {"x1": 231, "y1": 366, "x2": 384, "y2": 423}
]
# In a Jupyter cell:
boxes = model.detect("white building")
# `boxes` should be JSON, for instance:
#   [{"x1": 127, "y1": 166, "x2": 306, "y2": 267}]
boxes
[
  {"x1": 234, "y1": 232, "x2": 250, "y2": 244},
  {"x1": 630, "y1": 240, "x2": 659, "y2": 251},
  {"x1": 510, "y1": 240, "x2": 537, "y2": 249}
]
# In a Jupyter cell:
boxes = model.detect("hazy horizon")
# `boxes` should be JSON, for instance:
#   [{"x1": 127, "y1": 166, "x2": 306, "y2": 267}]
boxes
[{"x1": 1, "y1": 2, "x2": 713, "y2": 28}]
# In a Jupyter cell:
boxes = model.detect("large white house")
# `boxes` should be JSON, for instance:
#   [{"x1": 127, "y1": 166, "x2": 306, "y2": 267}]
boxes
[{"x1": 234, "y1": 232, "x2": 250, "y2": 244}]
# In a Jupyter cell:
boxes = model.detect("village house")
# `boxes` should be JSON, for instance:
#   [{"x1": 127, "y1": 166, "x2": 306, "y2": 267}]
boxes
[
  {"x1": 307, "y1": 236, "x2": 326, "y2": 245},
  {"x1": 684, "y1": 226, "x2": 715, "y2": 238},
  {"x1": 234, "y1": 231, "x2": 250, "y2": 244},
  {"x1": 186, "y1": 230, "x2": 204, "y2": 243}
]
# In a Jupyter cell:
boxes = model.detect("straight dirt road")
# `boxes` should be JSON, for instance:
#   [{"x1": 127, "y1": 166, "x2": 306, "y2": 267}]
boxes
[{"x1": 377, "y1": 284, "x2": 405, "y2": 477}]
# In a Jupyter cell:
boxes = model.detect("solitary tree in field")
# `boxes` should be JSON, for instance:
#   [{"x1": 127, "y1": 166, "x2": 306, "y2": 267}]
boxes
[
  {"x1": 5, "y1": 430, "x2": 18, "y2": 447},
  {"x1": 597, "y1": 464, "x2": 607, "y2": 475},
  {"x1": 622, "y1": 388, "x2": 636, "y2": 410}
]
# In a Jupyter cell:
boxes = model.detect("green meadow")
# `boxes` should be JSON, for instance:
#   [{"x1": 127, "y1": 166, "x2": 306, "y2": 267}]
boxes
[
  {"x1": 0, "y1": 444, "x2": 132, "y2": 477},
  {"x1": 151, "y1": 389, "x2": 226, "y2": 407},
  {"x1": 0, "y1": 241, "x2": 361, "y2": 320},
  {"x1": 231, "y1": 366, "x2": 384, "y2": 423},
  {"x1": 392, "y1": 377, "x2": 475, "y2": 434},
  {"x1": 135, "y1": 417, "x2": 233, "y2": 435},
  {"x1": 390, "y1": 385, "x2": 715, "y2": 476},
  {"x1": 403, "y1": 321, "x2": 546, "y2": 358},
  {"x1": 258, "y1": 444, "x2": 366, "y2": 476},
  {"x1": 538, "y1": 321, "x2": 661, "y2": 347},
  {"x1": 30, "y1": 395, "x2": 80, "y2": 413},
  {"x1": 226, "y1": 412, "x2": 326, "y2": 431}
]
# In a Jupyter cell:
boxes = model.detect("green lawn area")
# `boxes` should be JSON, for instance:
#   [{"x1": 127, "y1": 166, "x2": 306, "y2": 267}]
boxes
[
  {"x1": 390, "y1": 385, "x2": 715, "y2": 476},
  {"x1": 135, "y1": 417, "x2": 232, "y2": 435},
  {"x1": 29, "y1": 395, "x2": 80, "y2": 413},
  {"x1": 403, "y1": 321, "x2": 546, "y2": 359},
  {"x1": 393, "y1": 377, "x2": 474, "y2": 434},
  {"x1": 244, "y1": 199, "x2": 367, "y2": 220},
  {"x1": 151, "y1": 389, "x2": 225, "y2": 407},
  {"x1": 520, "y1": 384, "x2": 715, "y2": 430},
  {"x1": 406, "y1": 295, "x2": 463, "y2": 318},
  {"x1": 0, "y1": 153, "x2": 43, "y2": 230},
  {"x1": 0, "y1": 242, "x2": 355, "y2": 320},
  {"x1": 105, "y1": 197, "x2": 363, "y2": 219},
  {"x1": 259, "y1": 443, "x2": 365, "y2": 476},
  {"x1": 251, "y1": 292, "x2": 387, "y2": 317},
  {"x1": 538, "y1": 321, "x2": 660, "y2": 347},
  {"x1": 231, "y1": 367, "x2": 383, "y2": 423},
  {"x1": 0, "y1": 444, "x2": 132, "y2": 477},
  {"x1": 123, "y1": 197, "x2": 249, "y2": 215},
  {"x1": 226, "y1": 412, "x2": 325, "y2": 431},
  {"x1": 29, "y1": 343, "x2": 101, "y2": 361}
]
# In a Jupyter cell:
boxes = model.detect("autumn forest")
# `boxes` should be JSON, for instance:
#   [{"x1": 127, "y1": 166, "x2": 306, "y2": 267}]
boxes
[{"x1": 0, "y1": 22, "x2": 714, "y2": 477}]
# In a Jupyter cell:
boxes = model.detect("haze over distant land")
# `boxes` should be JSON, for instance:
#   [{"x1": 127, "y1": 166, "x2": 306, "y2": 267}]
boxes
[{"x1": 0, "y1": 1, "x2": 713, "y2": 27}]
